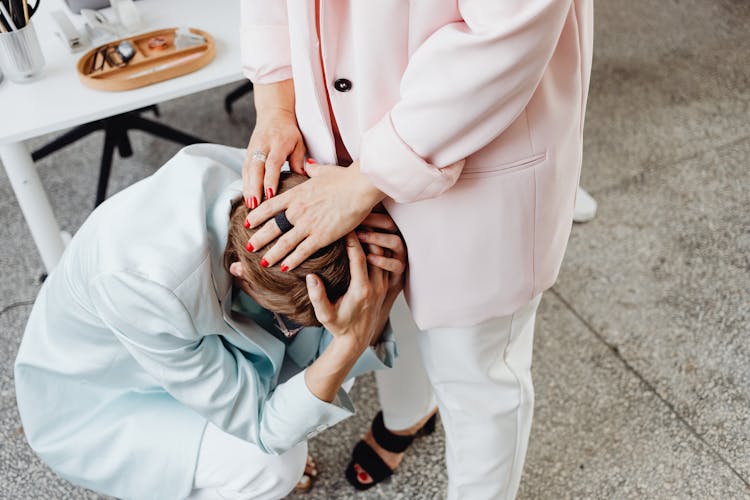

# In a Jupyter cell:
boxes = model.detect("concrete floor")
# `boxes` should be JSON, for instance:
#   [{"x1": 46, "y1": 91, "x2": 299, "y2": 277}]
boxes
[{"x1": 1, "y1": 0, "x2": 749, "y2": 498}]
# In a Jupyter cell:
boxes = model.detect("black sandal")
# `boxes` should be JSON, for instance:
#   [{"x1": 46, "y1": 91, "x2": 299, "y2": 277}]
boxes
[{"x1": 345, "y1": 411, "x2": 437, "y2": 490}]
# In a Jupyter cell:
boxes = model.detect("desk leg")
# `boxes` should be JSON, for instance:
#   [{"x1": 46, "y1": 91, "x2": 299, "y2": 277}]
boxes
[{"x1": 0, "y1": 141, "x2": 66, "y2": 272}]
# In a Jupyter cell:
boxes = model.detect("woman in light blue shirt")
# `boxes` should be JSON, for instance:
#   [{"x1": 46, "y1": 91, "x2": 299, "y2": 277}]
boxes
[{"x1": 14, "y1": 144, "x2": 404, "y2": 499}]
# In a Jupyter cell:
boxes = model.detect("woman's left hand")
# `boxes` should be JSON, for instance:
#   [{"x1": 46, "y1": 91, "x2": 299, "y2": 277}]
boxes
[{"x1": 244, "y1": 161, "x2": 385, "y2": 270}]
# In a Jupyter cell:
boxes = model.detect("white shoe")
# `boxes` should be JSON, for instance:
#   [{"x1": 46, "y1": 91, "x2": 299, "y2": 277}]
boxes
[{"x1": 573, "y1": 186, "x2": 597, "y2": 223}]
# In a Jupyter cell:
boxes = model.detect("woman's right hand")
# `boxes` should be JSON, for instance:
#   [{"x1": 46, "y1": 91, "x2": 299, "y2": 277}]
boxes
[
  {"x1": 242, "y1": 80, "x2": 306, "y2": 209},
  {"x1": 306, "y1": 233, "x2": 390, "y2": 351},
  {"x1": 356, "y1": 210, "x2": 408, "y2": 335}
]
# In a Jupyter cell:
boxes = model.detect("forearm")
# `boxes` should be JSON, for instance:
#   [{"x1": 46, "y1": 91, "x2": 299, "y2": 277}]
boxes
[
  {"x1": 359, "y1": 0, "x2": 573, "y2": 204},
  {"x1": 253, "y1": 79, "x2": 296, "y2": 114},
  {"x1": 305, "y1": 337, "x2": 364, "y2": 403}
]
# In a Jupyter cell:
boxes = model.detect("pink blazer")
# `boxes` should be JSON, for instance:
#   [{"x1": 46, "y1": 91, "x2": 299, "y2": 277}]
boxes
[{"x1": 241, "y1": 1, "x2": 594, "y2": 329}]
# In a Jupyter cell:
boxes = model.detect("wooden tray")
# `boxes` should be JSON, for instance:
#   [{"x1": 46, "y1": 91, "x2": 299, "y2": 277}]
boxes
[{"x1": 77, "y1": 27, "x2": 215, "y2": 91}]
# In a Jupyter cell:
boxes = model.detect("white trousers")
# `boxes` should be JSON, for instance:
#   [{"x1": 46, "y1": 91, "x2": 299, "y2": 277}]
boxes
[
  {"x1": 186, "y1": 294, "x2": 540, "y2": 500},
  {"x1": 186, "y1": 380, "x2": 357, "y2": 500},
  {"x1": 186, "y1": 422, "x2": 307, "y2": 500},
  {"x1": 377, "y1": 293, "x2": 542, "y2": 500}
]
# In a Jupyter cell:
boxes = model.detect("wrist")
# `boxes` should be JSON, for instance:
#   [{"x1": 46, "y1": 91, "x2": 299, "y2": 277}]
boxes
[
  {"x1": 350, "y1": 160, "x2": 386, "y2": 208},
  {"x1": 254, "y1": 79, "x2": 295, "y2": 114},
  {"x1": 305, "y1": 336, "x2": 363, "y2": 403},
  {"x1": 328, "y1": 335, "x2": 369, "y2": 360},
  {"x1": 255, "y1": 107, "x2": 296, "y2": 123}
]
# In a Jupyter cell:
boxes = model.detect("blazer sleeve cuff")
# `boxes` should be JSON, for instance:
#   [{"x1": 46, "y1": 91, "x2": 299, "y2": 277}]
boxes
[
  {"x1": 345, "y1": 321, "x2": 398, "y2": 380},
  {"x1": 261, "y1": 370, "x2": 354, "y2": 453},
  {"x1": 317, "y1": 323, "x2": 398, "y2": 380},
  {"x1": 241, "y1": 25, "x2": 293, "y2": 84},
  {"x1": 359, "y1": 112, "x2": 465, "y2": 203}
]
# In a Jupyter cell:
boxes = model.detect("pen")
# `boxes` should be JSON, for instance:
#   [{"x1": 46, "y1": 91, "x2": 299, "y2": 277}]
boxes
[
  {"x1": 125, "y1": 52, "x2": 202, "y2": 79},
  {"x1": 0, "y1": 2, "x2": 18, "y2": 31},
  {"x1": 8, "y1": 0, "x2": 20, "y2": 28}
]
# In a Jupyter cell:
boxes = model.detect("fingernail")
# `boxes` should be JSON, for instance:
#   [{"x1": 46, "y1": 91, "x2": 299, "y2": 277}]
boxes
[
  {"x1": 266, "y1": 187, "x2": 274, "y2": 199},
  {"x1": 250, "y1": 197, "x2": 258, "y2": 209},
  {"x1": 306, "y1": 274, "x2": 316, "y2": 286},
  {"x1": 306, "y1": 158, "x2": 317, "y2": 165},
  {"x1": 358, "y1": 472, "x2": 370, "y2": 482},
  {"x1": 243, "y1": 220, "x2": 250, "y2": 229},
  {"x1": 260, "y1": 258, "x2": 269, "y2": 268},
  {"x1": 245, "y1": 242, "x2": 254, "y2": 252},
  {"x1": 280, "y1": 264, "x2": 289, "y2": 272}
]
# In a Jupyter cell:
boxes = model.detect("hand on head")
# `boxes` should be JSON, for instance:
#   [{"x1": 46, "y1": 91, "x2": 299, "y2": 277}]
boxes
[
  {"x1": 242, "y1": 80, "x2": 307, "y2": 209},
  {"x1": 242, "y1": 80, "x2": 386, "y2": 273},
  {"x1": 306, "y1": 229, "x2": 405, "y2": 347},
  {"x1": 226, "y1": 173, "x2": 406, "y2": 333},
  {"x1": 225, "y1": 173, "x2": 351, "y2": 327},
  {"x1": 243, "y1": 160, "x2": 385, "y2": 271}
]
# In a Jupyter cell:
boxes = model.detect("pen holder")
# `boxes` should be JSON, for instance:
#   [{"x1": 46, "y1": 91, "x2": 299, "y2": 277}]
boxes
[{"x1": 0, "y1": 22, "x2": 46, "y2": 83}]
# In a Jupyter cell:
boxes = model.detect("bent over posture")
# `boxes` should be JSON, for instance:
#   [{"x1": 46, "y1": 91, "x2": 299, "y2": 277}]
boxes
[{"x1": 15, "y1": 144, "x2": 406, "y2": 499}]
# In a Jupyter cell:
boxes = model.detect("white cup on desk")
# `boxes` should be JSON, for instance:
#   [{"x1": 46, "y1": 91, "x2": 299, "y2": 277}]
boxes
[{"x1": 0, "y1": 21, "x2": 46, "y2": 83}]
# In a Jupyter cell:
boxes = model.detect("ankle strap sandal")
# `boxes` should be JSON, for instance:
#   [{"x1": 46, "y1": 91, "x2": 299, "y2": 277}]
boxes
[{"x1": 345, "y1": 411, "x2": 437, "y2": 490}]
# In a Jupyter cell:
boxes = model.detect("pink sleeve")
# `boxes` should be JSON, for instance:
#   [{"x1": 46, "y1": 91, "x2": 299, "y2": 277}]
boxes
[
  {"x1": 240, "y1": 1, "x2": 293, "y2": 84},
  {"x1": 359, "y1": 0, "x2": 574, "y2": 203}
]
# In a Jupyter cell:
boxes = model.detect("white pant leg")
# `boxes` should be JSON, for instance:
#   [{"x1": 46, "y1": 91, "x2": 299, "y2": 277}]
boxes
[
  {"x1": 376, "y1": 293, "x2": 437, "y2": 430},
  {"x1": 186, "y1": 422, "x2": 307, "y2": 500},
  {"x1": 419, "y1": 294, "x2": 542, "y2": 500}
]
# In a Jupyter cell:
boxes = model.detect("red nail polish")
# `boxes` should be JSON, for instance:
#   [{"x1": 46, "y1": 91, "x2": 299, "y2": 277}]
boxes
[
  {"x1": 250, "y1": 197, "x2": 258, "y2": 209},
  {"x1": 306, "y1": 158, "x2": 317, "y2": 165},
  {"x1": 245, "y1": 242, "x2": 254, "y2": 252},
  {"x1": 243, "y1": 220, "x2": 250, "y2": 229},
  {"x1": 280, "y1": 264, "x2": 289, "y2": 272},
  {"x1": 358, "y1": 472, "x2": 369, "y2": 482},
  {"x1": 266, "y1": 187, "x2": 274, "y2": 199},
  {"x1": 260, "y1": 258, "x2": 269, "y2": 268}
]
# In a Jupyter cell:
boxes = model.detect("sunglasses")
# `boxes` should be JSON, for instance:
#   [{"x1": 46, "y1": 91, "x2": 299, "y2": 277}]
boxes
[{"x1": 89, "y1": 41, "x2": 135, "y2": 74}]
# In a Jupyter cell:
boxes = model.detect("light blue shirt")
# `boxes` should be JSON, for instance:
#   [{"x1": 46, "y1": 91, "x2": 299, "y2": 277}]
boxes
[{"x1": 14, "y1": 144, "x2": 396, "y2": 500}]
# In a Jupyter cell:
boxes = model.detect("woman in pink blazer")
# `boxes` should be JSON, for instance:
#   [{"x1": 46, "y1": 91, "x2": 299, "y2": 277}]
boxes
[{"x1": 239, "y1": 1, "x2": 593, "y2": 498}]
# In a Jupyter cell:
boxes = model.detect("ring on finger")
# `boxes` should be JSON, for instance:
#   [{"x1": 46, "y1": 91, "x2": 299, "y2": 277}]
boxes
[
  {"x1": 274, "y1": 210, "x2": 294, "y2": 234},
  {"x1": 251, "y1": 150, "x2": 268, "y2": 163}
]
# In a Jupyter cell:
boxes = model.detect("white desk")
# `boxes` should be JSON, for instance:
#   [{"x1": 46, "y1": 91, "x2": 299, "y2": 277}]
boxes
[{"x1": 0, "y1": 0, "x2": 244, "y2": 271}]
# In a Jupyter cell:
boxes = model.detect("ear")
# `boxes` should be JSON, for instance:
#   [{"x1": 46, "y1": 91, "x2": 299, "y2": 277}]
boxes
[{"x1": 229, "y1": 261, "x2": 245, "y2": 279}]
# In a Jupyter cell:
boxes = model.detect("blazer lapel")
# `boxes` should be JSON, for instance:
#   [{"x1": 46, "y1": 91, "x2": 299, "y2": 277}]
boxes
[{"x1": 220, "y1": 287, "x2": 285, "y2": 384}]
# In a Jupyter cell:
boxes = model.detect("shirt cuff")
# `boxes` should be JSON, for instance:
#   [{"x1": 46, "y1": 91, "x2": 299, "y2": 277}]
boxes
[
  {"x1": 359, "y1": 112, "x2": 465, "y2": 203},
  {"x1": 241, "y1": 25, "x2": 293, "y2": 84}
]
